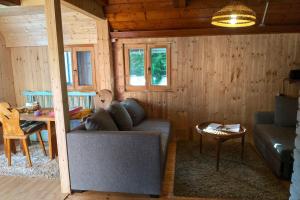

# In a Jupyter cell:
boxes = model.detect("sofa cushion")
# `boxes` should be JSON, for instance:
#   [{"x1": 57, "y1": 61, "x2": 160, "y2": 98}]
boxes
[
  {"x1": 121, "y1": 98, "x2": 145, "y2": 126},
  {"x1": 132, "y1": 119, "x2": 171, "y2": 162},
  {"x1": 254, "y1": 124, "x2": 295, "y2": 161},
  {"x1": 274, "y1": 96, "x2": 297, "y2": 127},
  {"x1": 108, "y1": 101, "x2": 133, "y2": 131},
  {"x1": 85, "y1": 108, "x2": 119, "y2": 131}
]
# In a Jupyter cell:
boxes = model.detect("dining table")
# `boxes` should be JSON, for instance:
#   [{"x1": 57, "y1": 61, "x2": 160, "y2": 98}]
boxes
[{"x1": 20, "y1": 109, "x2": 57, "y2": 159}]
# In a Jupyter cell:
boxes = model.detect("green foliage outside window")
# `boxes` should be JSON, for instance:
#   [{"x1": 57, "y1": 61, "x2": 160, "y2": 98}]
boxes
[
  {"x1": 151, "y1": 48, "x2": 167, "y2": 85},
  {"x1": 129, "y1": 49, "x2": 144, "y2": 76},
  {"x1": 129, "y1": 47, "x2": 167, "y2": 86}
]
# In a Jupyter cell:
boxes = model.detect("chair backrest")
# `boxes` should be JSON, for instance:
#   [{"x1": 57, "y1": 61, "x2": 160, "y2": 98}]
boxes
[{"x1": 0, "y1": 102, "x2": 24, "y2": 137}]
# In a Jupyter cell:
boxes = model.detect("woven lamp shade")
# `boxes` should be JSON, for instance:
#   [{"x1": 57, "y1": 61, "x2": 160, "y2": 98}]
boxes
[{"x1": 212, "y1": 1, "x2": 256, "y2": 28}]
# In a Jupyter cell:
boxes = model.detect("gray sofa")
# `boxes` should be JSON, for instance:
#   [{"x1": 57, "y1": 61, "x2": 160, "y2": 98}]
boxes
[
  {"x1": 253, "y1": 96, "x2": 297, "y2": 179},
  {"x1": 67, "y1": 99, "x2": 171, "y2": 196}
]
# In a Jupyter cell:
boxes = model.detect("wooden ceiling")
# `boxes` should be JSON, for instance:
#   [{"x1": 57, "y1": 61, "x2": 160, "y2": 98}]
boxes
[
  {"x1": 0, "y1": 6, "x2": 97, "y2": 47},
  {"x1": 1, "y1": 0, "x2": 300, "y2": 41},
  {"x1": 105, "y1": 0, "x2": 300, "y2": 37}
]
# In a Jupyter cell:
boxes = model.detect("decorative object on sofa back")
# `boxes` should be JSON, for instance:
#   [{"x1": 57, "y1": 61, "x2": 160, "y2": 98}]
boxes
[{"x1": 93, "y1": 89, "x2": 113, "y2": 110}]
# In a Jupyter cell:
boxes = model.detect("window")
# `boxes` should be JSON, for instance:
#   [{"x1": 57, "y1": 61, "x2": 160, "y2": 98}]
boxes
[
  {"x1": 124, "y1": 44, "x2": 171, "y2": 91},
  {"x1": 64, "y1": 46, "x2": 95, "y2": 91},
  {"x1": 64, "y1": 50, "x2": 73, "y2": 86}
]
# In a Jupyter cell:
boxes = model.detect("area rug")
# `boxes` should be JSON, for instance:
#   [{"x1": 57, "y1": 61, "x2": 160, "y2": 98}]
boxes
[
  {"x1": 174, "y1": 141, "x2": 290, "y2": 200},
  {"x1": 0, "y1": 143, "x2": 59, "y2": 179}
]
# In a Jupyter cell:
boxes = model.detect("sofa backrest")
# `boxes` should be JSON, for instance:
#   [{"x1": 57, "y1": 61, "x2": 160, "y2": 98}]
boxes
[{"x1": 274, "y1": 95, "x2": 298, "y2": 127}]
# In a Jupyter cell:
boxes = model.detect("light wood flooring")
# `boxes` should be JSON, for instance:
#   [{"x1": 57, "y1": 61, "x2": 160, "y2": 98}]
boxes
[{"x1": 0, "y1": 176, "x2": 67, "y2": 200}]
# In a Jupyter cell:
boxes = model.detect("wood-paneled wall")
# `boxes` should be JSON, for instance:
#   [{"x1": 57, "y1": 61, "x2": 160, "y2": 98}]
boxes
[
  {"x1": 0, "y1": 34, "x2": 16, "y2": 105},
  {"x1": 114, "y1": 34, "x2": 300, "y2": 139},
  {"x1": 10, "y1": 46, "x2": 51, "y2": 106},
  {"x1": 10, "y1": 20, "x2": 114, "y2": 106},
  {"x1": 0, "y1": 6, "x2": 97, "y2": 47}
]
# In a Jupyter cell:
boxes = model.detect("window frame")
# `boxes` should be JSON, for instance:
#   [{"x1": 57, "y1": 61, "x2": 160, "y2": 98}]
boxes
[
  {"x1": 64, "y1": 45, "x2": 96, "y2": 91},
  {"x1": 147, "y1": 44, "x2": 171, "y2": 91},
  {"x1": 124, "y1": 43, "x2": 171, "y2": 92},
  {"x1": 124, "y1": 44, "x2": 147, "y2": 91},
  {"x1": 64, "y1": 47, "x2": 74, "y2": 91}
]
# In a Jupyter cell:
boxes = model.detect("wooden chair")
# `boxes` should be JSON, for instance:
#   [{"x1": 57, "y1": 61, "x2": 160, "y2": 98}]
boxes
[{"x1": 0, "y1": 102, "x2": 47, "y2": 167}]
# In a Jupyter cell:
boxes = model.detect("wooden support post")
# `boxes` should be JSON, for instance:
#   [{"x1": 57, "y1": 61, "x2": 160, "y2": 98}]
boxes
[
  {"x1": 95, "y1": 19, "x2": 115, "y2": 97},
  {"x1": 44, "y1": 0, "x2": 71, "y2": 194}
]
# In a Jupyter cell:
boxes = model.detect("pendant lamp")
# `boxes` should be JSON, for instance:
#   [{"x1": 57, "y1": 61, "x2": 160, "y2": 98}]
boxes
[{"x1": 212, "y1": 1, "x2": 256, "y2": 28}]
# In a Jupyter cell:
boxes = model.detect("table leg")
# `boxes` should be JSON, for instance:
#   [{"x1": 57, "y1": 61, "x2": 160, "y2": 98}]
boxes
[
  {"x1": 7, "y1": 139, "x2": 11, "y2": 166},
  {"x1": 4, "y1": 139, "x2": 7, "y2": 158},
  {"x1": 10, "y1": 140, "x2": 16, "y2": 154},
  {"x1": 241, "y1": 135, "x2": 245, "y2": 160},
  {"x1": 21, "y1": 140, "x2": 26, "y2": 156},
  {"x1": 47, "y1": 121, "x2": 57, "y2": 159},
  {"x1": 216, "y1": 139, "x2": 222, "y2": 171},
  {"x1": 199, "y1": 134, "x2": 203, "y2": 153},
  {"x1": 53, "y1": 127, "x2": 58, "y2": 157}
]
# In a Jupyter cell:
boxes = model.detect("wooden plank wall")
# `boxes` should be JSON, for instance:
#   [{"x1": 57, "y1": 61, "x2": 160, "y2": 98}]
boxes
[
  {"x1": 0, "y1": 33, "x2": 16, "y2": 105},
  {"x1": 0, "y1": 6, "x2": 97, "y2": 47},
  {"x1": 10, "y1": 19, "x2": 113, "y2": 106},
  {"x1": 10, "y1": 46, "x2": 51, "y2": 106},
  {"x1": 114, "y1": 34, "x2": 300, "y2": 140}
]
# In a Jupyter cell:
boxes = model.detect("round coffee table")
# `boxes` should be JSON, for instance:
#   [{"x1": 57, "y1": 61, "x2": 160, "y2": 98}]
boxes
[{"x1": 195, "y1": 122, "x2": 247, "y2": 171}]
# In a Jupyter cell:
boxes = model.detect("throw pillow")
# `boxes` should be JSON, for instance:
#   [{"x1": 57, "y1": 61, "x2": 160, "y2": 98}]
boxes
[
  {"x1": 121, "y1": 98, "x2": 145, "y2": 126},
  {"x1": 274, "y1": 95, "x2": 298, "y2": 127},
  {"x1": 85, "y1": 108, "x2": 119, "y2": 131},
  {"x1": 108, "y1": 101, "x2": 133, "y2": 131}
]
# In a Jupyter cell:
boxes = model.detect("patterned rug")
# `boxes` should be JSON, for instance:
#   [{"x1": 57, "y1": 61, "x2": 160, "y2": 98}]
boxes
[
  {"x1": 0, "y1": 142, "x2": 59, "y2": 179},
  {"x1": 174, "y1": 141, "x2": 290, "y2": 200}
]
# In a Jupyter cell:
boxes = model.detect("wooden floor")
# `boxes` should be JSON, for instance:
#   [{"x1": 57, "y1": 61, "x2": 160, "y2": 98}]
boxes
[
  {"x1": 0, "y1": 133, "x2": 290, "y2": 200},
  {"x1": 0, "y1": 176, "x2": 67, "y2": 200}
]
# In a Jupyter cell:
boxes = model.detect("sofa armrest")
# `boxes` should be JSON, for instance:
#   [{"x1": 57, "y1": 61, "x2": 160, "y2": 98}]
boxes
[
  {"x1": 254, "y1": 111, "x2": 274, "y2": 124},
  {"x1": 67, "y1": 130, "x2": 162, "y2": 195}
]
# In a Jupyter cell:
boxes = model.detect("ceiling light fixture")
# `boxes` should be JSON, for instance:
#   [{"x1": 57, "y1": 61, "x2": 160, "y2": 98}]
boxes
[{"x1": 211, "y1": 1, "x2": 256, "y2": 28}]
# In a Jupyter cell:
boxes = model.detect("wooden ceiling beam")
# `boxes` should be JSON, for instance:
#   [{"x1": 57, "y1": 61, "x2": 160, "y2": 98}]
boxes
[
  {"x1": 61, "y1": 0, "x2": 105, "y2": 20},
  {"x1": 173, "y1": 0, "x2": 186, "y2": 8},
  {"x1": 95, "y1": 0, "x2": 107, "y2": 6},
  {"x1": 110, "y1": 26, "x2": 300, "y2": 39},
  {"x1": 0, "y1": 0, "x2": 21, "y2": 6}
]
